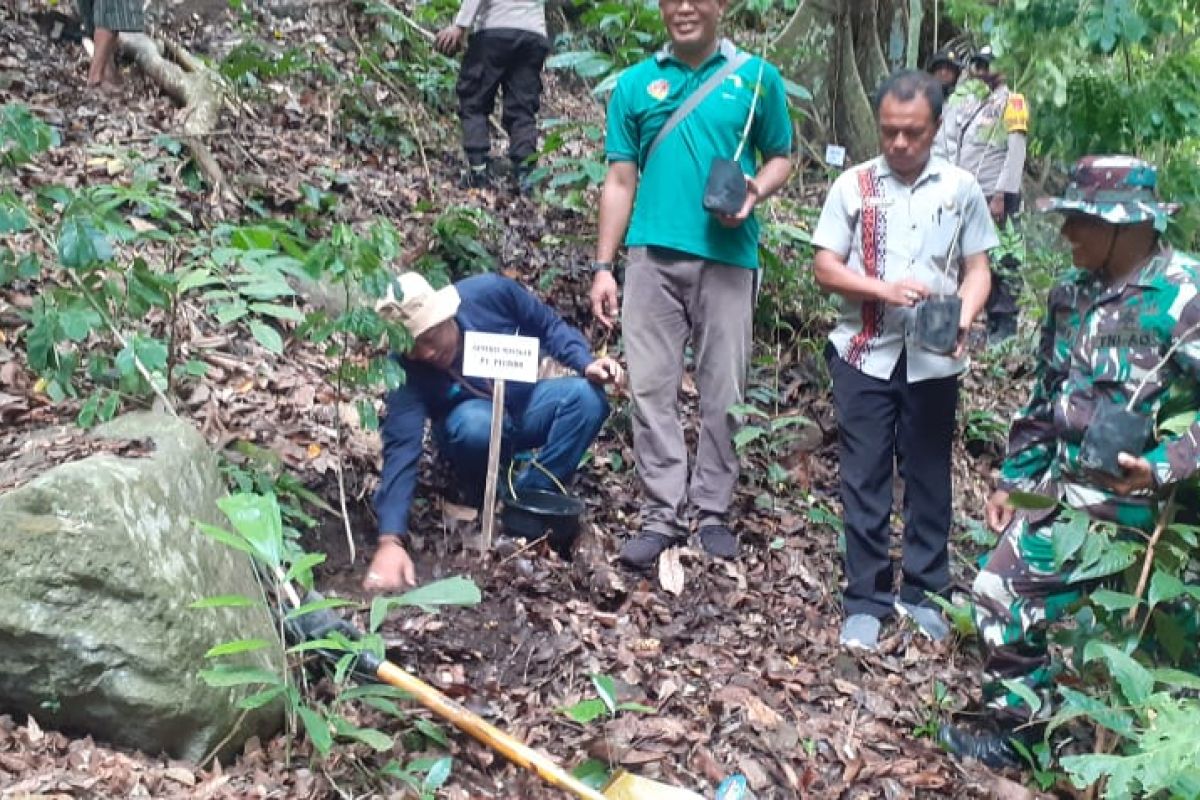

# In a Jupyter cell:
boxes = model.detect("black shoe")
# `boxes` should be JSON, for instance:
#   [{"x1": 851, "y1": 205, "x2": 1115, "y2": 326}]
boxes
[
  {"x1": 938, "y1": 723, "x2": 1023, "y2": 769},
  {"x1": 618, "y1": 532, "x2": 679, "y2": 569},
  {"x1": 698, "y1": 524, "x2": 738, "y2": 559},
  {"x1": 461, "y1": 161, "x2": 493, "y2": 189},
  {"x1": 513, "y1": 164, "x2": 537, "y2": 196}
]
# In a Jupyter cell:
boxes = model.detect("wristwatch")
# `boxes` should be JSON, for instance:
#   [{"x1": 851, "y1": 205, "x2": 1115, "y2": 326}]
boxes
[{"x1": 590, "y1": 260, "x2": 613, "y2": 273}]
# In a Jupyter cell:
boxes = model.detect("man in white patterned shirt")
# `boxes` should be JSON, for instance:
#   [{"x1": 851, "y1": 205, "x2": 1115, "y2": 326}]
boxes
[{"x1": 813, "y1": 70, "x2": 997, "y2": 652}]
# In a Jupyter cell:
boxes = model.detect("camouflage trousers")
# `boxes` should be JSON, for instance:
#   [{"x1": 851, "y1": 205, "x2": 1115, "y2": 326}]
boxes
[{"x1": 971, "y1": 514, "x2": 1084, "y2": 722}]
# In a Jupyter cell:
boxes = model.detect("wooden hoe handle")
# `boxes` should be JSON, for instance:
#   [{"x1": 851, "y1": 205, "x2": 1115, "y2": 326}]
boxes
[{"x1": 375, "y1": 660, "x2": 608, "y2": 800}]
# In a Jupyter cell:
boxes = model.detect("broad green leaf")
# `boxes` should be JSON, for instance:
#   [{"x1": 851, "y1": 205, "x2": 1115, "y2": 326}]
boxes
[
  {"x1": 414, "y1": 719, "x2": 448, "y2": 747},
  {"x1": 217, "y1": 493, "x2": 284, "y2": 568},
  {"x1": 561, "y1": 698, "x2": 607, "y2": 724},
  {"x1": 58, "y1": 215, "x2": 112, "y2": 269},
  {"x1": 249, "y1": 302, "x2": 305, "y2": 322},
  {"x1": 368, "y1": 576, "x2": 482, "y2": 631},
  {"x1": 249, "y1": 320, "x2": 284, "y2": 354},
  {"x1": 591, "y1": 674, "x2": 617, "y2": 715},
  {"x1": 176, "y1": 267, "x2": 222, "y2": 294},
  {"x1": 423, "y1": 757, "x2": 452, "y2": 790},
  {"x1": 204, "y1": 638, "x2": 271, "y2": 658},
  {"x1": 571, "y1": 758, "x2": 611, "y2": 789},
  {"x1": 340, "y1": 723, "x2": 392, "y2": 751},
  {"x1": 1052, "y1": 511, "x2": 1089, "y2": 571},
  {"x1": 733, "y1": 425, "x2": 765, "y2": 449},
  {"x1": 285, "y1": 637, "x2": 349, "y2": 654},
  {"x1": 0, "y1": 192, "x2": 29, "y2": 233},
  {"x1": 1007, "y1": 491, "x2": 1058, "y2": 510},
  {"x1": 336, "y1": 684, "x2": 412, "y2": 703},
  {"x1": 213, "y1": 300, "x2": 249, "y2": 325},
  {"x1": 285, "y1": 552, "x2": 327, "y2": 585},
  {"x1": 1069, "y1": 541, "x2": 1139, "y2": 583},
  {"x1": 195, "y1": 522, "x2": 255, "y2": 557},
  {"x1": 1151, "y1": 668, "x2": 1200, "y2": 690},
  {"x1": 1000, "y1": 678, "x2": 1043, "y2": 716},
  {"x1": 359, "y1": 696, "x2": 403, "y2": 718},
  {"x1": 297, "y1": 706, "x2": 333, "y2": 755},
  {"x1": 199, "y1": 665, "x2": 282, "y2": 688},
  {"x1": 237, "y1": 685, "x2": 286, "y2": 710},
  {"x1": 617, "y1": 701, "x2": 657, "y2": 714},
  {"x1": 282, "y1": 596, "x2": 356, "y2": 621},
  {"x1": 1083, "y1": 641, "x2": 1153, "y2": 706},
  {"x1": 1089, "y1": 589, "x2": 1139, "y2": 612},
  {"x1": 1056, "y1": 686, "x2": 1136, "y2": 737},
  {"x1": 1158, "y1": 409, "x2": 1199, "y2": 437},
  {"x1": 58, "y1": 307, "x2": 100, "y2": 343},
  {"x1": 1148, "y1": 571, "x2": 1184, "y2": 609},
  {"x1": 189, "y1": 594, "x2": 259, "y2": 609}
]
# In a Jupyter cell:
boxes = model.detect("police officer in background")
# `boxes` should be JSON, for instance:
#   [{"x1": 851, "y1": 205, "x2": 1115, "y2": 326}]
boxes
[
  {"x1": 934, "y1": 46, "x2": 1029, "y2": 342},
  {"x1": 435, "y1": 0, "x2": 550, "y2": 192},
  {"x1": 926, "y1": 47, "x2": 962, "y2": 98}
]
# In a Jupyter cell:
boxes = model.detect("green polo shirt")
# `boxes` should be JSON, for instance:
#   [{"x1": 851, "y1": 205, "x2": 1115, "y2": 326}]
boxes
[{"x1": 605, "y1": 40, "x2": 792, "y2": 269}]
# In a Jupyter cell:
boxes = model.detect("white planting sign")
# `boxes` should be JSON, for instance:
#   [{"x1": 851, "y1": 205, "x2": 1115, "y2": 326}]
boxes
[{"x1": 462, "y1": 332, "x2": 539, "y2": 383}]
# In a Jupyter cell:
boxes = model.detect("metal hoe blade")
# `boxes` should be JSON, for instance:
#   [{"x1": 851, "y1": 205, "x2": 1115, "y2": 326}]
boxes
[{"x1": 602, "y1": 771, "x2": 706, "y2": 800}]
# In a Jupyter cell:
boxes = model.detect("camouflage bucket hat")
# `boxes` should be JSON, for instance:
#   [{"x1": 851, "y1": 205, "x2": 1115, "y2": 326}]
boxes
[{"x1": 1037, "y1": 155, "x2": 1180, "y2": 232}]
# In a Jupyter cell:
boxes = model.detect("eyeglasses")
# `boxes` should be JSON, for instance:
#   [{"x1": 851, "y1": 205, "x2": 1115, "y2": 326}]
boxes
[{"x1": 660, "y1": 0, "x2": 717, "y2": 9}]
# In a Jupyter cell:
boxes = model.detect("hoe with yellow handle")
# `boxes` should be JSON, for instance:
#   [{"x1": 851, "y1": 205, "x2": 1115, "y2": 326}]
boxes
[{"x1": 285, "y1": 588, "x2": 704, "y2": 800}]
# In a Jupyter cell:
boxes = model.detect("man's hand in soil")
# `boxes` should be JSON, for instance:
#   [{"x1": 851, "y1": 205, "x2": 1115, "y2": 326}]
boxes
[
  {"x1": 590, "y1": 270, "x2": 619, "y2": 329},
  {"x1": 363, "y1": 535, "x2": 417, "y2": 592},
  {"x1": 1104, "y1": 453, "x2": 1155, "y2": 495},
  {"x1": 986, "y1": 489, "x2": 1014, "y2": 532},
  {"x1": 715, "y1": 177, "x2": 760, "y2": 228},
  {"x1": 434, "y1": 25, "x2": 466, "y2": 55},
  {"x1": 585, "y1": 356, "x2": 624, "y2": 387},
  {"x1": 880, "y1": 279, "x2": 930, "y2": 307}
]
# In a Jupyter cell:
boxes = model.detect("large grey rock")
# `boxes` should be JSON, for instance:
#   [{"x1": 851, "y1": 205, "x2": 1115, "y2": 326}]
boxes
[{"x1": 0, "y1": 412, "x2": 284, "y2": 762}]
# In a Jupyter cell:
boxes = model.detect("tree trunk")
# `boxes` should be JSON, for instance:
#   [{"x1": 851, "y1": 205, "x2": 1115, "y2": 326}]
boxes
[
  {"x1": 773, "y1": 0, "x2": 910, "y2": 162},
  {"x1": 119, "y1": 33, "x2": 234, "y2": 205}
]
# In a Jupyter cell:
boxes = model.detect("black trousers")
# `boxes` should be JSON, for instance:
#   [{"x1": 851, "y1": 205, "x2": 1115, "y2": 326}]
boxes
[
  {"x1": 456, "y1": 28, "x2": 550, "y2": 165},
  {"x1": 828, "y1": 346, "x2": 959, "y2": 618},
  {"x1": 985, "y1": 192, "x2": 1022, "y2": 321}
]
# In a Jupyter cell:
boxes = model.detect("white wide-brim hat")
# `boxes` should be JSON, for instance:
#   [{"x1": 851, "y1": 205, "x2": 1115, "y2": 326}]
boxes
[{"x1": 375, "y1": 272, "x2": 461, "y2": 339}]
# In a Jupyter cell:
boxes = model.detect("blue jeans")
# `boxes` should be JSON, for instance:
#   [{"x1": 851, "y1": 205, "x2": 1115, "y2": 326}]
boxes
[{"x1": 434, "y1": 377, "x2": 608, "y2": 502}]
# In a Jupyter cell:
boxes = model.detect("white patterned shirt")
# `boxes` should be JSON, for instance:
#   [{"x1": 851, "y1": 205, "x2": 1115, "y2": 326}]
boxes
[{"x1": 813, "y1": 155, "x2": 999, "y2": 383}]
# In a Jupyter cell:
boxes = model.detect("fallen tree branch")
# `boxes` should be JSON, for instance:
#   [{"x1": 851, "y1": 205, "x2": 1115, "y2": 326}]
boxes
[{"x1": 118, "y1": 33, "x2": 237, "y2": 206}]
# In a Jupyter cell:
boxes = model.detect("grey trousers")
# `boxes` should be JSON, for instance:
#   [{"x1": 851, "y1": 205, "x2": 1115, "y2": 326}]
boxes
[{"x1": 622, "y1": 246, "x2": 754, "y2": 537}]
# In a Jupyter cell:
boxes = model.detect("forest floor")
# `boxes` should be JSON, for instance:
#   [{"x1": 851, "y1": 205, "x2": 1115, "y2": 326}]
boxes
[{"x1": 0, "y1": 1, "x2": 1053, "y2": 798}]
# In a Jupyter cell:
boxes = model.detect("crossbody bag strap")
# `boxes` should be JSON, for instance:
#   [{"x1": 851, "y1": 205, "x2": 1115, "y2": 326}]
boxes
[{"x1": 643, "y1": 42, "x2": 752, "y2": 168}]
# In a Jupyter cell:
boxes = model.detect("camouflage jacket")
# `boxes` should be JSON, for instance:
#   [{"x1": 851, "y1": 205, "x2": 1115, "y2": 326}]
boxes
[{"x1": 1000, "y1": 247, "x2": 1200, "y2": 529}]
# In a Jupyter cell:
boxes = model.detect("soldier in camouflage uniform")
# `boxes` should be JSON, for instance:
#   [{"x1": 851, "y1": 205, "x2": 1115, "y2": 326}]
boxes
[{"x1": 940, "y1": 155, "x2": 1200, "y2": 768}]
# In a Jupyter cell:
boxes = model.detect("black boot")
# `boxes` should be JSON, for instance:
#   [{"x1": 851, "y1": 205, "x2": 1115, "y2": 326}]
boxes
[
  {"x1": 938, "y1": 723, "x2": 1025, "y2": 769},
  {"x1": 512, "y1": 158, "x2": 537, "y2": 196},
  {"x1": 461, "y1": 157, "x2": 494, "y2": 189}
]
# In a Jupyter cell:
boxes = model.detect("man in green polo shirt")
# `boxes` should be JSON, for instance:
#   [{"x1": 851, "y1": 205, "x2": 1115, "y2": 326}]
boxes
[{"x1": 589, "y1": 0, "x2": 792, "y2": 569}]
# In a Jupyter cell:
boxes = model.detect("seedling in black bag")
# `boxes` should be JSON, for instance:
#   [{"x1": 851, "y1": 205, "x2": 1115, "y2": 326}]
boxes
[
  {"x1": 915, "y1": 210, "x2": 965, "y2": 354},
  {"x1": 703, "y1": 58, "x2": 766, "y2": 217},
  {"x1": 1080, "y1": 319, "x2": 1200, "y2": 476}
]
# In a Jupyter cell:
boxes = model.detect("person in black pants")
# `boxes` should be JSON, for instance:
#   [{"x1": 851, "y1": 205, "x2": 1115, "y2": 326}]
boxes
[{"x1": 435, "y1": 0, "x2": 549, "y2": 193}]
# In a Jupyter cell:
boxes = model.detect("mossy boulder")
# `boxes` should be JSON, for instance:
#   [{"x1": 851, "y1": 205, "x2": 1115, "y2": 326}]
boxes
[{"x1": 0, "y1": 412, "x2": 283, "y2": 762}]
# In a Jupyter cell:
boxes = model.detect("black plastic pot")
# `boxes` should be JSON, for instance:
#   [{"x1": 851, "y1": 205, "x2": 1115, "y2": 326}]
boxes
[
  {"x1": 703, "y1": 157, "x2": 748, "y2": 216},
  {"x1": 915, "y1": 294, "x2": 962, "y2": 355},
  {"x1": 500, "y1": 490, "x2": 585, "y2": 559},
  {"x1": 1079, "y1": 405, "x2": 1154, "y2": 477}
]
